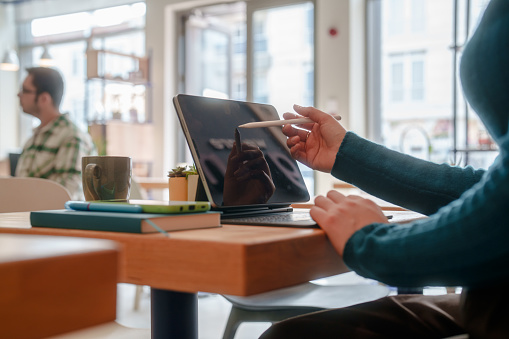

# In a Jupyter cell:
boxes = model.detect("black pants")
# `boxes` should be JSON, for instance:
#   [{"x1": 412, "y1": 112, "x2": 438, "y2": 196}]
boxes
[{"x1": 259, "y1": 284, "x2": 509, "y2": 339}]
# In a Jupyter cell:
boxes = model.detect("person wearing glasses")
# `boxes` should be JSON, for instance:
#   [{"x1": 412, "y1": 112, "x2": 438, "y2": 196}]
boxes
[
  {"x1": 16, "y1": 67, "x2": 96, "y2": 200},
  {"x1": 260, "y1": 0, "x2": 509, "y2": 338}
]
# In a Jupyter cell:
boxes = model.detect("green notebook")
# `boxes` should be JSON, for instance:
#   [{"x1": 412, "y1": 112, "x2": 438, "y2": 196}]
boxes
[{"x1": 30, "y1": 209, "x2": 221, "y2": 234}]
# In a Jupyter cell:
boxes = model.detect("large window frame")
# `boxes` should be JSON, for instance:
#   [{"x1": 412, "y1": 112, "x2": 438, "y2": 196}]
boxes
[{"x1": 366, "y1": 0, "x2": 497, "y2": 168}]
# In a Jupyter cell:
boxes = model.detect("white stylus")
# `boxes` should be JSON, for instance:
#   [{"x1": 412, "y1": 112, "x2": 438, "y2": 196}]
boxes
[{"x1": 238, "y1": 114, "x2": 341, "y2": 128}]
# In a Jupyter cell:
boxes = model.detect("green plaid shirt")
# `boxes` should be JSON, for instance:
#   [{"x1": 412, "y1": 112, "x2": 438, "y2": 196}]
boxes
[{"x1": 16, "y1": 114, "x2": 96, "y2": 200}]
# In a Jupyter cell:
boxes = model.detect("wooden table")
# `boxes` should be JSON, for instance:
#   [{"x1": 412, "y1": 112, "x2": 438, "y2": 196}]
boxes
[
  {"x1": 0, "y1": 212, "x2": 346, "y2": 339},
  {"x1": 0, "y1": 210, "x2": 423, "y2": 338},
  {"x1": 0, "y1": 233, "x2": 118, "y2": 339}
]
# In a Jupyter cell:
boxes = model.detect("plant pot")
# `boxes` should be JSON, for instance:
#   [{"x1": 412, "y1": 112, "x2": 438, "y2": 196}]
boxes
[
  {"x1": 187, "y1": 175, "x2": 199, "y2": 201},
  {"x1": 168, "y1": 177, "x2": 188, "y2": 201}
]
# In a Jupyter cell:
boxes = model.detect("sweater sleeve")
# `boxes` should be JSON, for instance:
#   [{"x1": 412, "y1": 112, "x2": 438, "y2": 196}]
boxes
[
  {"x1": 332, "y1": 132, "x2": 485, "y2": 215},
  {"x1": 339, "y1": 135, "x2": 509, "y2": 288}
]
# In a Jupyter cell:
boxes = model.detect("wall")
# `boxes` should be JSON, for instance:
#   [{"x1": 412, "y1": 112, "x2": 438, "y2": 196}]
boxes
[{"x1": 314, "y1": 0, "x2": 365, "y2": 194}]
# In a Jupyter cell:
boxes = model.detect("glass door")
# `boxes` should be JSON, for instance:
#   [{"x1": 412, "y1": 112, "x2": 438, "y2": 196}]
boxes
[
  {"x1": 246, "y1": 1, "x2": 314, "y2": 113},
  {"x1": 183, "y1": 12, "x2": 232, "y2": 98}
]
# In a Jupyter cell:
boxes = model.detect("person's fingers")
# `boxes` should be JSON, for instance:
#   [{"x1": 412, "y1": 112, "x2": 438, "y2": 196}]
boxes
[
  {"x1": 325, "y1": 190, "x2": 346, "y2": 202},
  {"x1": 282, "y1": 123, "x2": 298, "y2": 137},
  {"x1": 314, "y1": 194, "x2": 339, "y2": 210},
  {"x1": 289, "y1": 143, "x2": 306, "y2": 162},
  {"x1": 298, "y1": 128, "x2": 310, "y2": 142},
  {"x1": 309, "y1": 204, "x2": 327, "y2": 221},
  {"x1": 293, "y1": 104, "x2": 322, "y2": 121},
  {"x1": 287, "y1": 135, "x2": 299, "y2": 148},
  {"x1": 283, "y1": 112, "x2": 301, "y2": 120}
]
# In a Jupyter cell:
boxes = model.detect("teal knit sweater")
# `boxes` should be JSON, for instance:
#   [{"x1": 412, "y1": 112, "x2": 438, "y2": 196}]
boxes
[{"x1": 334, "y1": 0, "x2": 509, "y2": 289}]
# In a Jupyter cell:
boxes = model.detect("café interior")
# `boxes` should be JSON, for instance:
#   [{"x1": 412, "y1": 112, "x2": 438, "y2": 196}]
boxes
[{"x1": 0, "y1": 0, "x2": 498, "y2": 338}]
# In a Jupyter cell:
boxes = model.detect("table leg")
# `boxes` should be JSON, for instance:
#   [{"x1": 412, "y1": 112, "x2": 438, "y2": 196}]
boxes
[{"x1": 151, "y1": 288, "x2": 198, "y2": 339}]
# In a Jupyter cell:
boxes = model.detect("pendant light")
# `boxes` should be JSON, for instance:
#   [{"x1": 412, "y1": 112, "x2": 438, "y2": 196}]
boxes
[
  {"x1": 39, "y1": 45, "x2": 55, "y2": 67},
  {"x1": 0, "y1": 48, "x2": 20, "y2": 72}
]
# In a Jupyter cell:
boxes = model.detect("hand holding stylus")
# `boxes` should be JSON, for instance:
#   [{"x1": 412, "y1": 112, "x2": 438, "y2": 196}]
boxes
[
  {"x1": 238, "y1": 114, "x2": 341, "y2": 128},
  {"x1": 281, "y1": 105, "x2": 347, "y2": 173}
]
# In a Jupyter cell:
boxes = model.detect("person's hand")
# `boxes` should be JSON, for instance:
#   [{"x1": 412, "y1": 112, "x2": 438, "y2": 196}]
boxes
[
  {"x1": 282, "y1": 105, "x2": 347, "y2": 173},
  {"x1": 223, "y1": 142, "x2": 276, "y2": 206},
  {"x1": 310, "y1": 190, "x2": 389, "y2": 256}
]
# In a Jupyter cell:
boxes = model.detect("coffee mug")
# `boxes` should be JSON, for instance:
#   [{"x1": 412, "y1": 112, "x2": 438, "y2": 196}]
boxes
[{"x1": 82, "y1": 156, "x2": 132, "y2": 201}]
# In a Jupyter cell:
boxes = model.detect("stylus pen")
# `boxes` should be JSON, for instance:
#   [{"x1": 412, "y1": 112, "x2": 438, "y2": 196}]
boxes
[
  {"x1": 65, "y1": 201, "x2": 143, "y2": 213},
  {"x1": 238, "y1": 114, "x2": 341, "y2": 128}
]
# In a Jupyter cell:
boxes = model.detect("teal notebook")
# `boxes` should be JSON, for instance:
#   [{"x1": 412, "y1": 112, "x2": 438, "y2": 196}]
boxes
[{"x1": 30, "y1": 209, "x2": 221, "y2": 234}]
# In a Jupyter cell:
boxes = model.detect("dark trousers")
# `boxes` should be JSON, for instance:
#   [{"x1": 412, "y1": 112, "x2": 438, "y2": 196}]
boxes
[{"x1": 259, "y1": 284, "x2": 509, "y2": 339}]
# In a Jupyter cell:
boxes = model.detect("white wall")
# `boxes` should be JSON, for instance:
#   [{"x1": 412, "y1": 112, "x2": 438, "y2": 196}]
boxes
[{"x1": 314, "y1": 0, "x2": 366, "y2": 195}]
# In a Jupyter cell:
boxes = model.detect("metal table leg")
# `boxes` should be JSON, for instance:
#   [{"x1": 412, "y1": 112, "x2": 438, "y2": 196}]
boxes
[{"x1": 151, "y1": 288, "x2": 198, "y2": 339}]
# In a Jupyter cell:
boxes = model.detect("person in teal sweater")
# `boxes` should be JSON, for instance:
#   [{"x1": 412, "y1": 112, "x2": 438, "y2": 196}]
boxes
[{"x1": 260, "y1": 0, "x2": 509, "y2": 338}]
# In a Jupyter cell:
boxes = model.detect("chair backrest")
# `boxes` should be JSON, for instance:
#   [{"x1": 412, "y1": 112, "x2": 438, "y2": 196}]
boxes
[
  {"x1": 8, "y1": 153, "x2": 21, "y2": 176},
  {"x1": 0, "y1": 177, "x2": 72, "y2": 213}
]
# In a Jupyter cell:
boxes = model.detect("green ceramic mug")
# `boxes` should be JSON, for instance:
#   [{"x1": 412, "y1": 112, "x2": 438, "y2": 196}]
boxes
[{"x1": 82, "y1": 156, "x2": 132, "y2": 201}]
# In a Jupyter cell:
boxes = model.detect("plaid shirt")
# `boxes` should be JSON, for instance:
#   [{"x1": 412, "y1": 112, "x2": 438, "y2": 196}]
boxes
[{"x1": 16, "y1": 114, "x2": 96, "y2": 200}]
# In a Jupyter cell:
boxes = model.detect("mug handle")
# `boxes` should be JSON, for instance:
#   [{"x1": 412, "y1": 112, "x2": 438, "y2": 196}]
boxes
[{"x1": 84, "y1": 163, "x2": 102, "y2": 200}]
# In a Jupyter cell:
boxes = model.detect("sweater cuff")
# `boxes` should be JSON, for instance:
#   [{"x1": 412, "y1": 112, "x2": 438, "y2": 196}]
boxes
[
  {"x1": 342, "y1": 223, "x2": 380, "y2": 275},
  {"x1": 332, "y1": 131, "x2": 365, "y2": 181}
]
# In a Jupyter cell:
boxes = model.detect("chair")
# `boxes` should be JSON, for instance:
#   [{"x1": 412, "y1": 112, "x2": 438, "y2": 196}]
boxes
[
  {"x1": 221, "y1": 272, "x2": 390, "y2": 339},
  {"x1": 0, "y1": 177, "x2": 72, "y2": 212},
  {"x1": 8, "y1": 152, "x2": 21, "y2": 176}
]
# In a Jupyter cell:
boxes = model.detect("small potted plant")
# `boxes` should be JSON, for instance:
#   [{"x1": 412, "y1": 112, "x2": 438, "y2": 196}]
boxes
[{"x1": 168, "y1": 164, "x2": 199, "y2": 201}]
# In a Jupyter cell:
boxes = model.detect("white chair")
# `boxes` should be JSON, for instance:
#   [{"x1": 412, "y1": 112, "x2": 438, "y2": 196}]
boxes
[
  {"x1": 221, "y1": 273, "x2": 390, "y2": 339},
  {"x1": 0, "y1": 177, "x2": 71, "y2": 212}
]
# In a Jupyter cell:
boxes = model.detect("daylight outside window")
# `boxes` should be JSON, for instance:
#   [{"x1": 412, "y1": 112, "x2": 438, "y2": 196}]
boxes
[{"x1": 369, "y1": 0, "x2": 497, "y2": 169}]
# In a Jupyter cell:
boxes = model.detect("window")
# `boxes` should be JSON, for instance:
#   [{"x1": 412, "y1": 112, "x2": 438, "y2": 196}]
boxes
[
  {"x1": 19, "y1": 3, "x2": 146, "y2": 133},
  {"x1": 411, "y1": 59, "x2": 424, "y2": 101},
  {"x1": 411, "y1": 0, "x2": 426, "y2": 33},
  {"x1": 368, "y1": 0, "x2": 496, "y2": 168},
  {"x1": 390, "y1": 60, "x2": 404, "y2": 102},
  {"x1": 388, "y1": 52, "x2": 425, "y2": 103}
]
